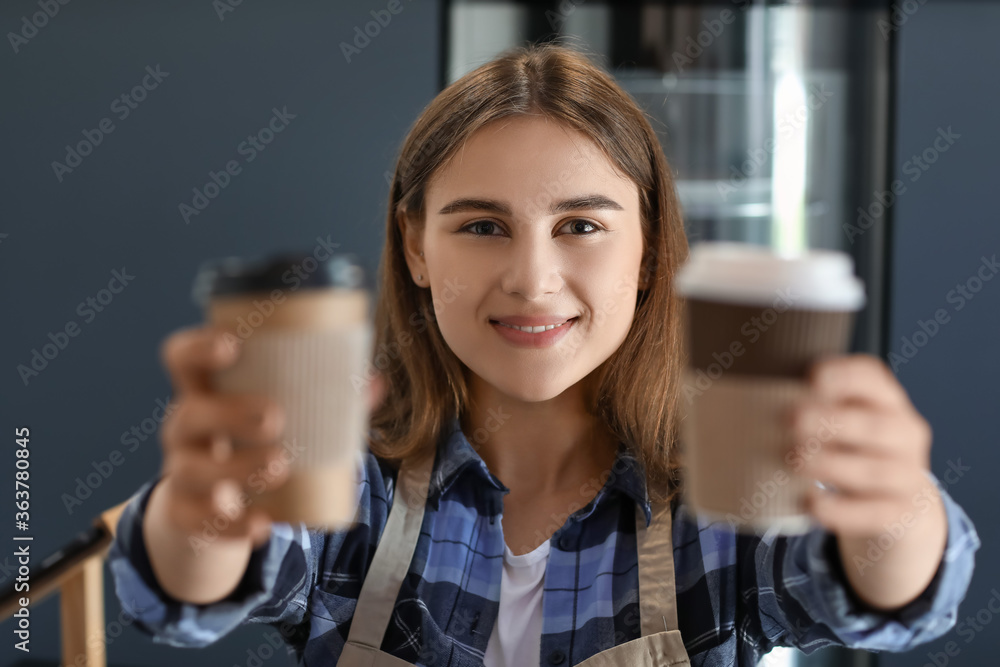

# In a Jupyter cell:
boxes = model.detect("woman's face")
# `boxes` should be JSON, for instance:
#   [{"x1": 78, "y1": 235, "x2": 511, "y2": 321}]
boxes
[{"x1": 405, "y1": 114, "x2": 646, "y2": 403}]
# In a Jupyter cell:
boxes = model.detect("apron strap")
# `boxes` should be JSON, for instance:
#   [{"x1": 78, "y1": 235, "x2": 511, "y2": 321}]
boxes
[
  {"x1": 635, "y1": 497, "x2": 680, "y2": 636},
  {"x1": 344, "y1": 451, "x2": 435, "y2": 649}
]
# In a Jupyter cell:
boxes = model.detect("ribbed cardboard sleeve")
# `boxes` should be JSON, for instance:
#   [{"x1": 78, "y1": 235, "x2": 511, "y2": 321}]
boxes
[
  {"x1": 209, "y1": 289, "x2": 373, "y2": 531},
  {"x1": 681, "y1": 371, "x2": 815, "y2": 534}
]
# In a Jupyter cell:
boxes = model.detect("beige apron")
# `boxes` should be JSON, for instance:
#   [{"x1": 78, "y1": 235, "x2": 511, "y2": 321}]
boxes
[{"x1": 338, "y1": 450, "x2": 692, "y2": 667}]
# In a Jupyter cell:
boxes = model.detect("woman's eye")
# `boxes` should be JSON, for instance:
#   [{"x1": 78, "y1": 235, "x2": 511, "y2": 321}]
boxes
[
  {"x1": 562, "y1": 219, "x2": 600, "y2": 235},
  {"x1": 461, "y1": 220, "x2": 503, "y2": 236},
  {"x1": 458, "y1": 219, "x2": 602, "y2": 236}
]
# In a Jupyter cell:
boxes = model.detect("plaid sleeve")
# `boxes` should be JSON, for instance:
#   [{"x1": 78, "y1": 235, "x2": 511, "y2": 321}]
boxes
[
  {"x1": 749, "y1": 472, "x2": 981, "y2": 655},
  {"x1": 106, "y1": 446, "x2": 380, "y2": 649}
]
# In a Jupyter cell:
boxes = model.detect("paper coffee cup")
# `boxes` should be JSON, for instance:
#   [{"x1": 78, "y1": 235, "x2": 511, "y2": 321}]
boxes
[
  {"x1": 674, "y1": 242, "x2": 865, "y2": 533},
  {"x1": 192, "y1": 252, "x2": 374, "y2": 531}
]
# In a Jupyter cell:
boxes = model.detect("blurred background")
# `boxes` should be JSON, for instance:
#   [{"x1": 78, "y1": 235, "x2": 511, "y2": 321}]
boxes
[{"x1": 1, "y1": 0, "x2": 998, "y2": 665}]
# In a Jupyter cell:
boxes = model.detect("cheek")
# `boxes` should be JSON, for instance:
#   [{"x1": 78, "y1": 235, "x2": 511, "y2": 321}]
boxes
[
  {"x1": 425, "y1": 253, "x2": 479, "y2": 317},
  {"x1": 589, "y1": 290, "x2": 635, "y2": 332},
  {"x1": 583, "y1": 270, "x2": 640, "y2": 331},
  {"x1": 428, "y1": 272, "x2": 480, "y2": 340}
]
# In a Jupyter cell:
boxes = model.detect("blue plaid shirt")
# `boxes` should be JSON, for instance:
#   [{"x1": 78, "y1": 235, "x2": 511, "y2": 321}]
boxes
[{"x1": 109, "y1": 416, "x2": 980, "y2": 666}]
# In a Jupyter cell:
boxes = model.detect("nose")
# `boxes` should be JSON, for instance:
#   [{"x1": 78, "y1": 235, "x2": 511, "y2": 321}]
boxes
[{"x1": 499, "y1": 232, "x2": 564, "y2": 300}]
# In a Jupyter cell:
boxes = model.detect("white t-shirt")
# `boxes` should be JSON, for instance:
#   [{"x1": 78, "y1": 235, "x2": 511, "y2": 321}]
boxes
[{"x1": 483, "y1": 538, "x2": 551, "y2": 667}]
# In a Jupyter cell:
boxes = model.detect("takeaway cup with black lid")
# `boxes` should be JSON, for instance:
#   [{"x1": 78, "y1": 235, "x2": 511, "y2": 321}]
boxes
[{"x1": 192, "y1": 252, "x2": 374, "y2": 530}]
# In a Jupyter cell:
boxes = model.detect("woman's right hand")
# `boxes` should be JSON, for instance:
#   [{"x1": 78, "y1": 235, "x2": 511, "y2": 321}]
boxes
[
  {"x1": 157, "y1": 325, "x2": 290, "y2": 550},
  {"x1": 156, "y1": 325, "x2": 385, "y2": 550}
]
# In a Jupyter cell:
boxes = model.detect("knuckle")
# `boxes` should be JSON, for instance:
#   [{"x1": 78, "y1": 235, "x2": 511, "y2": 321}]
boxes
[
  {"x1": 166, "y1": 398, "x2": 204, "y2": 444},
  {"x1": 234, "y1": 397, "x2": 284, "y2": 441},
  {"x1": 162, "y1": 327, "x2": 198, "y2": 372},
  {"x1": 865, "y1": 410, "x2": 888, "y2": 442},
  {"x1": 166, "y1": 398, "x2": 192, "y2": 430},
  {"x1": 170, "y1": 459, "x2": 203, "y2": 485},
  {"x1": 259, "y1": 404, "x2": 286, "y2": 439}
]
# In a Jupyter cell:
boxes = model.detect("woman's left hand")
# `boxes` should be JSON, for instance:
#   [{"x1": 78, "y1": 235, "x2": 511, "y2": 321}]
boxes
[
  {"x1": 787, "y1": 353, "x2": 940, "y2": 538},
  {"x1": 786, "y1": 353, "x2": 949, "y2": 610}
]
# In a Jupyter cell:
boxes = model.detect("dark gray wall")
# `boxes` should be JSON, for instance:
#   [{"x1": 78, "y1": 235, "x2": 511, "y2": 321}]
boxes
[
  {"x1": 881, "y1": 2, "x2": 1000, "y2": 667},
  {"x1": 0, "y1": 1, "x2": 440, "y2": 665}
]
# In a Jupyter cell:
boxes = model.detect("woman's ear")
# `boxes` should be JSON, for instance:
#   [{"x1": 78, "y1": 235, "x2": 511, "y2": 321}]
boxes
[{"x1": 398, "y1": 212, "x2": 427, "y2": 286}]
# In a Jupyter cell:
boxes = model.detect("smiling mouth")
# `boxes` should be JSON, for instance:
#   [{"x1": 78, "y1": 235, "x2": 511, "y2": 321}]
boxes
[{"x1": 489, "y1": 317, "x2": 577, "y2": 333}]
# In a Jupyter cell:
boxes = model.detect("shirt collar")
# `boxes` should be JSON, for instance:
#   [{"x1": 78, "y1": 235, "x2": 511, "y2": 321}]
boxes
[{"x1": 426, "y1": 416, "x2": 653, "y2": 527}]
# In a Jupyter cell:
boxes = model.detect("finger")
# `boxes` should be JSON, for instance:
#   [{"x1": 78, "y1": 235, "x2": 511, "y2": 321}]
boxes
[
  {"x1": 797, "y1": 446, "x2": 921, "y2": 498},
  {"x1": 161, "y1": 394, "x2": 285, "y2": 455},
  {"x1": 160, "y1": 325, "x2": 242, "y2": 395},
  {"x1": 165, "y1": 442, "x2": 291, "y2": 498},
  {"x1": 807, "y1": 353, "x2": 912, "y2": 412},
  {"x1": 164, "y1": 478, "x2": 263, "y2": 544},
  {"x1": 804, "y1": 486, "x2": 913, "y2": 538},
  {"x1": 788, "y1": 401, "x2": 931, "y2": 461}
]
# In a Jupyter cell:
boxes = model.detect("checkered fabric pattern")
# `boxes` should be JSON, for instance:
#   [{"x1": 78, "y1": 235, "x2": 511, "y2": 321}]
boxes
[{"x1": 108, "y1": 416, "x2": 980, "y2": 666}]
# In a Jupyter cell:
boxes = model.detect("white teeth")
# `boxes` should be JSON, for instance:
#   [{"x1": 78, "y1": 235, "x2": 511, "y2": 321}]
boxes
[{"x1": 496, "y1": 320, "x2": 570, "y2": 333}]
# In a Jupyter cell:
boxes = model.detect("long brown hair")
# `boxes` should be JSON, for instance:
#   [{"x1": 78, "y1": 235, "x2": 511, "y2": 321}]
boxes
[{"x1": 367, "y1": 41, "x2": 689, "y2": 504}]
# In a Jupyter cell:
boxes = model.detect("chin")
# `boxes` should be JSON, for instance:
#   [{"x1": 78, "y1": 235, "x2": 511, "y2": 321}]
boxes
[{"x1": 486, "y1": 372, "x2": 576, "y2": 403}]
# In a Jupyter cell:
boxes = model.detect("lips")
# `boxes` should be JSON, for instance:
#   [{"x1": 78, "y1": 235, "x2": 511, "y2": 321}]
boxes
[
  {"x1": 494, "y1": 318, "x2": 575, "y2": 333},
  {"x1": 489, "y1": 315, "x2": 577, "y2": 327},
  {"x1": 489, "y1": 316, "x2": 577, "y2": 347}
]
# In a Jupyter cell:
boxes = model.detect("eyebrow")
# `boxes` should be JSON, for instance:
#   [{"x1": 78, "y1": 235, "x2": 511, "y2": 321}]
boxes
[{"x1": 436, "y1": 194, "x2": 624, "y2": 216}]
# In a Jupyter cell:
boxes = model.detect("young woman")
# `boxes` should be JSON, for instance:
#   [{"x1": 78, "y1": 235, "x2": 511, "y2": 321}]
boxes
[{"x1": 109, "y1": 43, "x2": 979, "y2": 666}]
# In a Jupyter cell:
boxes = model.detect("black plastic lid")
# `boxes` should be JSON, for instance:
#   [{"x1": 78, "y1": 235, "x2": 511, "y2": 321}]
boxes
[{"x1": 192, "y1": 251, "x2": 367, "y2": 307}]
